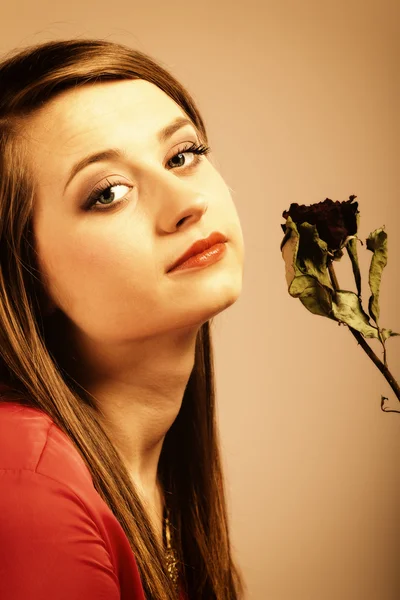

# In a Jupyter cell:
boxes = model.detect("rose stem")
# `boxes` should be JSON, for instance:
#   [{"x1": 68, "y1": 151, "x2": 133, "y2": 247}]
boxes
[{"x1": 327, "y1": 261, "x2": 400, "y2": 406}]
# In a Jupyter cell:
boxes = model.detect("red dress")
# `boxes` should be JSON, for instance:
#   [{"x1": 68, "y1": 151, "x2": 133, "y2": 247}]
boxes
[{"x1": 0, "y1": 400, "x2": 186, "y2": 599}]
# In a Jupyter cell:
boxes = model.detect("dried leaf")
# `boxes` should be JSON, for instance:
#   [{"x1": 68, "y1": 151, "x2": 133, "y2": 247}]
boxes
[
  {"x1": 331, "y1": 290, "x2": 380, "y2": 338},
  {"x1": 345, "y1": 216, "x2": 362, "y2": 297},
  {"x1": 381, "y1": 329, "x2": 400, "y2": 342},
  {"x1": 366, "y1": 227, "x2": 387, "y2": 326}
]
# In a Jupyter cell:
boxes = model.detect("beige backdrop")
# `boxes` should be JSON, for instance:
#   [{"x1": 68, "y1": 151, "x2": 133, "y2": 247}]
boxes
[{"x1": 1, "y1": 1, "x2": 399, "y2": 598}]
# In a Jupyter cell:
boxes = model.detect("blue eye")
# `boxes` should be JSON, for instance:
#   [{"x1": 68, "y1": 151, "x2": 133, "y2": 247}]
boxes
[{"x1": 83, "y1": 142, "x2": 211, "y2": 212}]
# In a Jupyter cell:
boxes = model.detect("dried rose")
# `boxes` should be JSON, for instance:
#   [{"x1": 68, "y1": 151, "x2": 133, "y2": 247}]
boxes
[
  {"x1": 280, "y1": 195, "x2": 397, "y2": 342},
  {"x1": 280, "y1": 195, "x2": 400, "y2": 410}
]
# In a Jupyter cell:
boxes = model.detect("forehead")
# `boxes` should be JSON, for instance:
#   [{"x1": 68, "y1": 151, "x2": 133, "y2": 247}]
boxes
[{"x1": 24, "y1": 79, "x2": 186, "y2": 154}]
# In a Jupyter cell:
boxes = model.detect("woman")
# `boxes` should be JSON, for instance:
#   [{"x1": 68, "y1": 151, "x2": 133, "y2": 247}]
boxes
[{"x1": 0, "y1": 38, "x2": 245, "y2": 599}]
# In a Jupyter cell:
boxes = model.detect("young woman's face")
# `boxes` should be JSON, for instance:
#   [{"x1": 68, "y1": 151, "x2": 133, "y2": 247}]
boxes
[{"x1": 28, "y1": 79, "x2": 244, "y2": 345}]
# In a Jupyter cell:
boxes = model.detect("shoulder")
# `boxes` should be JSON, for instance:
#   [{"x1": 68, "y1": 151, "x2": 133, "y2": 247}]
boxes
[
  {"x1": 0, "y1": 399, "x2": 98, "y2": 527},
  {"x1": 0, "y1": 400, "x2": 145, "y2": 599},
  {"x1": 0, "y1": 399, "x2": 112, "y2": 519},
  {"x1": 0, "y1": 400, "x2": 91, "y2": 487}
]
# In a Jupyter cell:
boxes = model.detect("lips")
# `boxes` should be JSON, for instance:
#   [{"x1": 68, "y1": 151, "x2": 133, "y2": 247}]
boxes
[{"x1": 167, "y1": 231, "x2": 227, "y2": 272}]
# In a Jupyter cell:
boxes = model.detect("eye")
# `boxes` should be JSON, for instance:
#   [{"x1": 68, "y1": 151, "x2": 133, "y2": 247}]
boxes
[
  {"x1": 166, "y1": 142, "x2": 210, "y2": 170},
  {"x1": 83, "y1": 178, "x2": 131, "y2": 212},
  {"x1": 83, "y1": 142, "x2": 211, "y2": 212}
]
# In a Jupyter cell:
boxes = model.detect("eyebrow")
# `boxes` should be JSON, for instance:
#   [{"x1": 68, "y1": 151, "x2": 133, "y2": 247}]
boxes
[{"x1": 63, "y1": 116, "x2": 195, "y2": 193}]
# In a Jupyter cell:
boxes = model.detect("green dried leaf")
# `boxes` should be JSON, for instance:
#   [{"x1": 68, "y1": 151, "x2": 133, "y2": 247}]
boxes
[
  {"x1": 295, "y1": 277, "x2": 335, "y2": 318},
  {"x1": 281, "y1": 218, "x2": 335, "y2": 319},
  {"x1": 345, "y1": 232, "x2": 362, "y2": 298},
  {"x1": 281, "y1": 217, "x2": 302, "y2": 289},
  {"x1": 331, "y1": 290, "x2": 380, "y2": 338},
  {"x1": 381, "y1": 328, "x2": 400, "y2": 342},
  {"x1": 366, "y1": 227, "x2": 387, "y2": 326},
  {"x1": 281, "y1": 216, "x2": 333, "y2": 290},
  {"x1": 296, "y1": 222, "x2": 333, "y2": 289}
]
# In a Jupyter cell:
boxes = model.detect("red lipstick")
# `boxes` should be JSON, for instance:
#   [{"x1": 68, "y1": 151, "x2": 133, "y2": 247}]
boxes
[{"x1": 167, "y1": 231, "x2": 227, "y2": 273}]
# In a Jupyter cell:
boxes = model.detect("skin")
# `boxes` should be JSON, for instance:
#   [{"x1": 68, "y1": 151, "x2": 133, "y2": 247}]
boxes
[{"x1": 27, "y1": 79, "x2": 245, "y2": 543}]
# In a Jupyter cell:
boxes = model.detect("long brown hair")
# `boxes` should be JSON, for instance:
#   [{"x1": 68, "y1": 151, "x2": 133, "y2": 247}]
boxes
[{"x1": 0, "y1": 39, "x2": 245, "y2": 599}]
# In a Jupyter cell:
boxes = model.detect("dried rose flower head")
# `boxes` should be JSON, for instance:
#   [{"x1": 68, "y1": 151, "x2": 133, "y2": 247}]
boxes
[{"x1": 281, "y1": 195, "x2": 359, "y2": 258}]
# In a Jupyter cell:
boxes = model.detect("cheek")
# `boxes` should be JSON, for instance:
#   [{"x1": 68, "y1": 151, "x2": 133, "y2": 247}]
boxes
[
  {"x1": 36, "y1": 216, "x2": 149, "y2": 304},
  {"x1": 61, "y1": 230, "x2": 145, "y2": 284}
]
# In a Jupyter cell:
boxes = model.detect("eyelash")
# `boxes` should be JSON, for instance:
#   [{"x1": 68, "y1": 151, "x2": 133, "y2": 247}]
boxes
[{"x1": 83, "y1": 142, "x2": 211, "y2": 212}]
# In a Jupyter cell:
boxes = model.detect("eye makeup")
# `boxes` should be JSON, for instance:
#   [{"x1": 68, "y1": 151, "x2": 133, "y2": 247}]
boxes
[{"x1": 82, "y1": 142, "x2": 211, "y2": 212}]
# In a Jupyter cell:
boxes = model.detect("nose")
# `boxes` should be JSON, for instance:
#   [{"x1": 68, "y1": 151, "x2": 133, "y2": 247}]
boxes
[
  {"x1": 153, "y1": 168, "x2": 209, "y2": 231},
  {"x1": 172, "y1": 197, "x2": 209, "y2": 230}
]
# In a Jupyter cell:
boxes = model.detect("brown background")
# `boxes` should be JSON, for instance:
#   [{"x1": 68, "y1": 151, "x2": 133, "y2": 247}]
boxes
[{"x1": 1, "y1": 1, "x2": 399, "y2": 598}]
